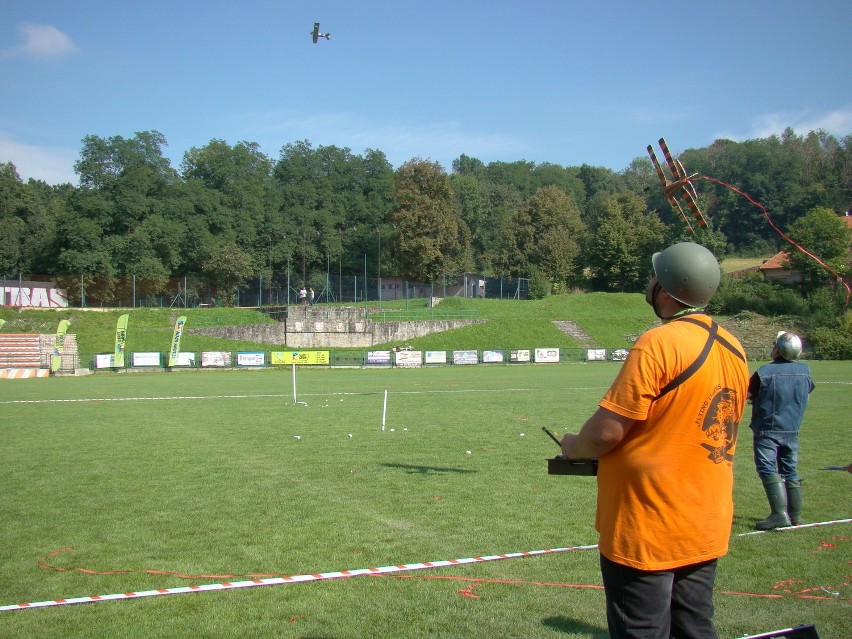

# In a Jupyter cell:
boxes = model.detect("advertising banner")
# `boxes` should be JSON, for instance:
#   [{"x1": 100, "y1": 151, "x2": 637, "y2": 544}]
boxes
[
  {"x1": 510, "y1": 349, "x2": 531, "y2": 362},
  {"x1": 425, "y1": 350, "x2": 447, "y2": 364},
  {"x1": 586, "y1": 349, "x2": 607, "y2": 361},
  {"x1": 132, "y1": 352, "x2": 162, "y2": 367},
  {"x1": 534, "y1": 348, "x2": 560, "y2": 363},
  {"x1": 236, "y1": 352, "x2": 265, "y2": 367},
  {"x1": 272, "y1": 351, "x2": 330, "y2": 365},
  {"x1": 51, "y1": 319, "x2": 70, "y2": 372},
  {"x1": 171, "y1": 352, "x2": 196, "y2": 367},
  {"x1": 95, "y1": 354, "x2": 115, "y2": 369},
  {"x1": 367, "y1": 350, "x2": 392, "y2": 365},
  {"x1": 167, "y1": 316, "x2": 187, "y2": 367},
  {"x1": 114, "y1": 314, "x2": 129, "y2": 368},
  {"x1": 394, "y1": 350, "x2": 422, "y2": 367},
  {"x1": 452, "y1": 350, "x2": 478, "y2": 365},
  {"x1": 482, "y1": 350, "x2": 504, "y2": 363},
  {"x1": 201, "y1": 351, "x2": 231, "y2": 368}
]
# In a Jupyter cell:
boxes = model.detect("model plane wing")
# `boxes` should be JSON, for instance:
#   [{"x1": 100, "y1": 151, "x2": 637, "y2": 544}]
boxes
[{"x1": 647, "y1": 138, "x2": 707, "y2": 231}]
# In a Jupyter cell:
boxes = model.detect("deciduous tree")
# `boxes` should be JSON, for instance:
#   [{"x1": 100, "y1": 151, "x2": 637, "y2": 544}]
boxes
[{"x1": 392, "y1": 159, "x2": 471, "y2": 283}]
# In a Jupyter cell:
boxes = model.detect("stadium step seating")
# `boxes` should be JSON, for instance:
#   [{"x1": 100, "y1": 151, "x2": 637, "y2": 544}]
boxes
[
  {"x1": 0, "y1": 332, "x2": 79, "y2": 377},
  {"x1": 0, "y1": 334, "x2": 43, "y2": 368}
]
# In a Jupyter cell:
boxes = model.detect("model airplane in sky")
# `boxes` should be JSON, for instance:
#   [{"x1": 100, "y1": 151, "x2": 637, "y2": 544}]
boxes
[
  {"x1": 647, "y1": 138, "x2": 707, "y2": 233},
  {"x1": 311, "y1": 22, "x2": 331, "y2": 43}
]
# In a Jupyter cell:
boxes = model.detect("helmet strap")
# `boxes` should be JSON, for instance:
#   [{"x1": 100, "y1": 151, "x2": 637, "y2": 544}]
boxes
[
  {"x1": 647, "y1": 279, "x2": 706, "y2": 321},
  {"x1": 658, "y1": 305, "x2": 706, "y2": 322}
]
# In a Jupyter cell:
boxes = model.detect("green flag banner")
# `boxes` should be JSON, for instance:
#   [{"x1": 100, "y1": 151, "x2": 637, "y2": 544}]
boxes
[
  {"x1": 114, "y1": 314, "x2": 129, "y2": 368},
  {"x1": 0, "y1": 319, "x2": 5, "y2": 331},
  {"x1": 168, "y1": 316, "x2": 187, "y2": 367},
  {"x1": 51, "y1": 319, "x2": 71, "y2": 372}
]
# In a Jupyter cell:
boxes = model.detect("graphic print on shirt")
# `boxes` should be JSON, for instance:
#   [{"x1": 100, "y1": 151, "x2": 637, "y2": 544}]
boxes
[{"x1": 696, "y1": 386, "x2": 740, "y2": 463}]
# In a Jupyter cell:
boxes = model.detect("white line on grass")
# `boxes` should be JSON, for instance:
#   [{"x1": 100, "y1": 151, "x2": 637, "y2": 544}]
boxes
[{"x1": 0, "y1": 387, "x2": 604, "y2": 405}]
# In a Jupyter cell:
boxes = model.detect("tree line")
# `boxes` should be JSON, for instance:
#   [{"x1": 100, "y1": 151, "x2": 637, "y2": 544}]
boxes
[{"x1": 0, "y1": 128, "x2": 849, "y2": 304}]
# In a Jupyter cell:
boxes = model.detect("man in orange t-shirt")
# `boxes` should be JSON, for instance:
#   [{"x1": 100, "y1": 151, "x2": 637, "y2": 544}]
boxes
[{"x1": 561, "y1": 242, "x2": 749, "y2": 639}]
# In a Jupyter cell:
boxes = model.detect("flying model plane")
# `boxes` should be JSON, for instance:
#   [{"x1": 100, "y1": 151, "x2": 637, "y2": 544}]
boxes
[
  {"x1": 311, "y1": 22, "x2": 331, "y2": 43},
  {"x1": 647, "y1": 138, "x2": 707, "y2": 233}
]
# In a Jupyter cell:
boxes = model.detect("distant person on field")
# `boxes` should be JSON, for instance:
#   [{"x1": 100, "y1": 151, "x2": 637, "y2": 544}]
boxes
[
  {"x1": 748, "y1": 331, "x2": 814, "y2": 529},
  {"x1": 298, "y1": 286, "x2": 307, "y2": 306},
  {"x1": 560, "y1": 242, "x2": 749, "y2": 639},
  {"x1": 308, "y1": 287, "x2": 315, "y2": 305}
]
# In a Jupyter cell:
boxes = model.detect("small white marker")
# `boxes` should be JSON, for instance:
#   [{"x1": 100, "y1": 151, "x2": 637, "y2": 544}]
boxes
[{"x1": 381, "y1": 389, "x2": 388, "y2": 432}]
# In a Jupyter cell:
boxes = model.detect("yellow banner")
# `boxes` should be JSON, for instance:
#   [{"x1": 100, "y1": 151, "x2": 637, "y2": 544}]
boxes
[
  {"x1": 271, "y1": 351, "x2": 330, "y2": 365},
  {"x1": 50, "y1": 319, "x2": 71, "y2": 372}
]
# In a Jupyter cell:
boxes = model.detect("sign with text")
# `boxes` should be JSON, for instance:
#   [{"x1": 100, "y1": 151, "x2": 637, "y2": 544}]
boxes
[
  {"x1": 367, "y1": 350, "x2": 392, "y2": 365},
  {"x1": 425, "y1": 350, "x2": 447, "y2": 364},
  {"x1": 534, "y1": 348, "x2": 560, "y2": 363},
  {"x1": 482, "y1": 350, "x2": 504, "y2": 363},
  {"x1": 272, "y1": 351, "x2": 330, "y2": 365},
  {"x1": 132, "y1": 352, "x2": 162, "y2": 367},
  {"x1": 201, "y1": 351, "x2": 231, "y2": 368},
  {"x1": 236, "y1": 352, "x2": 265, "y2": 367},
  {"x1": 0, "y1": 281, "x2": 68, "y2": 308},
  {"x1": 453, "y1": 350, "x2": 479, "y2": 365},
  {"x1": 95, "y1": 354, "x2": 115, "y2": 369},
  {"x1": 394, "y1": 350, "x2": 422, "y2": 367}
]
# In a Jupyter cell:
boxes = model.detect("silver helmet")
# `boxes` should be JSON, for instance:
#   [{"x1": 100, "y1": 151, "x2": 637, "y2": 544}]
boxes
[{"x1": 774, "y1": 331, "x2": 803, "y2": 361}]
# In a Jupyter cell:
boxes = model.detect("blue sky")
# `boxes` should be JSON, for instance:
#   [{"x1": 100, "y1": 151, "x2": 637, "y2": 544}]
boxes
[{"x1": 2, "y1": 1, "x2": 850, "y2": 185}]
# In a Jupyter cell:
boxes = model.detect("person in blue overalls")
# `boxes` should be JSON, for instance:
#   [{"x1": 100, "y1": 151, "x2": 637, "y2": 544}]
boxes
[{"x1": 748, "y1": 331, "x2": 815, "y2": 530}]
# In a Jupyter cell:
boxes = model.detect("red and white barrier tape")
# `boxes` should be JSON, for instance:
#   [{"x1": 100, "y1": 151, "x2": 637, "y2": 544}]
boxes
[
  {"x1": 4, "y1": 518, "x2": 849, "y2": 613},
  {"x1": 0, "y1": 544, "x2": 599, "y2": 612},
  {"x1": 737, "y1": 518, "x2": 851, "y2": 537}
]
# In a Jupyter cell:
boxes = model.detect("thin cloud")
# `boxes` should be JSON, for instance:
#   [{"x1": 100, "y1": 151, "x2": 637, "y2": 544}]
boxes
[
  {"x1": 0, "y1": 133, "x2": 78, "y2": 185},
  {"x1": 234, "y1": 111, "x2": 526, "y2": 169},
  {"x1": 715, "y1": 107, "x2": 852, "y2": 142},
  {"x1": 1, "y1": 23, "x2": 78, "y2": 60}
]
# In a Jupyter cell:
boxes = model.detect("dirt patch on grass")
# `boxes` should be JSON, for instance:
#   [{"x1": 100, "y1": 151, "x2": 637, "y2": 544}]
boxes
[{"x1": 717, "y1": 311, "x2": 805, "y2": 358}]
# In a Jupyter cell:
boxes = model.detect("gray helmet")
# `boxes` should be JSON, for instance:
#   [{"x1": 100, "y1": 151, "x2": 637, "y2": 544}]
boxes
[
  {"x1": 774, "y1": 331, "x2": 803, "y2": 361},
  {"x1": 651, "y1": 242, "x2": 721, "y2": 308}
]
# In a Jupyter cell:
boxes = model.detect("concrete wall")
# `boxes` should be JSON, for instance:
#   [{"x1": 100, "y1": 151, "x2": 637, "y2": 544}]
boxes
[{"x1": 189, "y1": 314, "x2": 483, "y2": 348}]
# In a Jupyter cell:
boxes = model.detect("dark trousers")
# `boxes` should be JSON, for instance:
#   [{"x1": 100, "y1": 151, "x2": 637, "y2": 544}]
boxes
[{"x1": 600, "y1": 554, "x2": 718, "y2": 639}]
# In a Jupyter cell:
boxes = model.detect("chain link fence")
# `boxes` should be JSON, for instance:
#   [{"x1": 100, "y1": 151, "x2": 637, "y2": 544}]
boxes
[{"x1": 2, "y1": 273, "x2": 528, "y2": 309}]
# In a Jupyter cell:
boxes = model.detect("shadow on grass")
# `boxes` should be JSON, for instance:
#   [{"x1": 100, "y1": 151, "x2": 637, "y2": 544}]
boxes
[
  {"x1": 542, "y1": 615, "x2": 608, "y2": 637},
  {"x1": 733, "y1": 514, "x2": 761, "y2": 530},
  {"x1": 381, "y1": 463, "x2": 476, "y2": 474}
]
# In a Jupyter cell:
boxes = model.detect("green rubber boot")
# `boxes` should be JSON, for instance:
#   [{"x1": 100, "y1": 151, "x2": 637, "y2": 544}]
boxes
[
  {"x1": 756, "y1": 474, "x2": 791, "y2": 530},
  {"x1": 785, "y1": 479, "x2": 803, "y2": 526}
]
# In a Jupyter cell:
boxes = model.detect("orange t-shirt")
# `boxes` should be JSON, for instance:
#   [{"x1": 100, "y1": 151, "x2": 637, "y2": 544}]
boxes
[{"x1": 596, "y1": 315, "x2": 749, "y2": 571}]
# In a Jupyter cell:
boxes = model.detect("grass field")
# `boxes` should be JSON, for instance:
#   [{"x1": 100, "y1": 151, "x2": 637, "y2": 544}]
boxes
[
  {"x1": 720, "y1": 257, "x2": 768, "y2": 274},
  {"x1": 1, "y1": 363, "x2": 849, "y2": 638}
]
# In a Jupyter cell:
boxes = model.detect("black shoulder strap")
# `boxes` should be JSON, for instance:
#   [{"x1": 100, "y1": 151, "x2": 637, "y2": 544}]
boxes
[{"x1": 653, "y1": 317, "x2": 745, "y2": 401}]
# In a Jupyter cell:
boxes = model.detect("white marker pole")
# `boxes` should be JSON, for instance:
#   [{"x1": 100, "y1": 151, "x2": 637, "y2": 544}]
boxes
[
  {"x1": 381, "y1": 389, "x2": 388, "y2": 431},
  {"x1": 292, "y1": 364, "x2": 297, "y2": 405}
]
